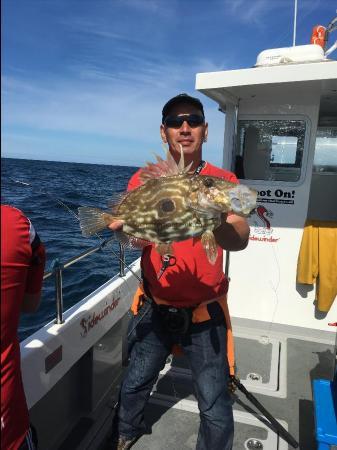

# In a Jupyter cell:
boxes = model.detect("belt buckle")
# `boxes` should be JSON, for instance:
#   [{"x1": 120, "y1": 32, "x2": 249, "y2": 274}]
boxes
[{"x1": 163, "y1": 307, "x2": 191, "y2": 334}]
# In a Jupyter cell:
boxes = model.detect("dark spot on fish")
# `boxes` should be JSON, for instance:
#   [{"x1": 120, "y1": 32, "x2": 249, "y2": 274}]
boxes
[
  {"x1": 160, "y1": 199, "x2": 176, "y2": 213},
  {"x1": 203, "y1": 178, "x2": 214, "y2": 188}
]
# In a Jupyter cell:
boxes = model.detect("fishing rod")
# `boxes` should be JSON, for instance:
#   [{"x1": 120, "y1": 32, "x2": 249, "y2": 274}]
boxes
[
  {"x1": 7, "y1": 177, "x2": 142, "y2": 283},
  {"x1": 231, "y1": 376, "x2": 299, "y2": 448},
  {"x1": 226, "y1": 256, "x2": 294, "y2": 444},
  {"x1": 8, "y1": 177, "x2": 80, "y2": 221}
]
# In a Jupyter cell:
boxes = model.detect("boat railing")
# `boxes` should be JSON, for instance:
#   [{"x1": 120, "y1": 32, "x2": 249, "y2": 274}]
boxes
[{"x1": 43, "y1": 237, "x2": 125, "y2": 324}]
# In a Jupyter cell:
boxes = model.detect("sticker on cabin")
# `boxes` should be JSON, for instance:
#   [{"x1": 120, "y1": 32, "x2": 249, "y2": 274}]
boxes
[
  {"x1": 80, "y1": 296, "x2": 120, "y2": 337},
  {"x1": 249, "y1": 206, "x2": 280, "y2": 243},
  {"x1": 257, "y1": 188, "x2": 296, "y2": 205}
]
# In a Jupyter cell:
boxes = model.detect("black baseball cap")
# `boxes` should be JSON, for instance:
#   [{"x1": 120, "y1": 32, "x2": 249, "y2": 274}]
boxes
[{"x1": 162, "y1": 93, "x2": 205, "y2": 123}]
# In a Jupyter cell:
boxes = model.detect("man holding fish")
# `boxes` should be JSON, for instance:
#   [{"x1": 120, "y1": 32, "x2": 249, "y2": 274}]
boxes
[{"x1": 79, "y1": 93, "x2": 255, "y2": 449}]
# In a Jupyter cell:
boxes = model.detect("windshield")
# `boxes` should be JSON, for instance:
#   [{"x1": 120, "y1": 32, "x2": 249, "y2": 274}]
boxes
[
  {"x1": 313, "y1": 128, "x2": 337, "y2": 173},
  {"x1": 235, "y1": 119, "x2": 306, "y2": 182}
]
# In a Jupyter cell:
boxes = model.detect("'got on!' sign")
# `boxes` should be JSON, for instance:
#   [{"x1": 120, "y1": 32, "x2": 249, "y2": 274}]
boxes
[{"x1": 258, "y1": 189, "x2": 295, "y2": 199}]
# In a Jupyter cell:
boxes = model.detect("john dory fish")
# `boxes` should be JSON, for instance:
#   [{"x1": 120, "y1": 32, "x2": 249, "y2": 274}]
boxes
[{"x1": 78, "y1": 149, "x2": 257, "y2": 264}]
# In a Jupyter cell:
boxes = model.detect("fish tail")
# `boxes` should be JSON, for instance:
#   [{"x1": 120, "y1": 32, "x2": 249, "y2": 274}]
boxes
[{"x1": 78, "y1": 207, "x2": 117, "y2": 237}]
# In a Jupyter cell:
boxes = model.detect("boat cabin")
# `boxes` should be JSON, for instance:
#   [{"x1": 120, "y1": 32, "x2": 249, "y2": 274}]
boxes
[{"x1": 196, "y1": 44, "x2": 337, "y2": 330}]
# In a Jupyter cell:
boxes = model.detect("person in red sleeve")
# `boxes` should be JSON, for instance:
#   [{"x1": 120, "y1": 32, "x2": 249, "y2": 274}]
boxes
[
  {"x1": 1, "y1": 205, "x2": 46, "y2": 450},
  {"x1": 110, "y1": 94, "x2": 250, "y2": 450}
]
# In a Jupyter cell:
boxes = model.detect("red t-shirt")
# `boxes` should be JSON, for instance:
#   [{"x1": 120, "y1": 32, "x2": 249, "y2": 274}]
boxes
[
  {"x1": 1, "y1": 205, "x2": 45, "y2": 450},
  {"x1": 127, "y1": 161, "x2": 238, "y2": 306}
]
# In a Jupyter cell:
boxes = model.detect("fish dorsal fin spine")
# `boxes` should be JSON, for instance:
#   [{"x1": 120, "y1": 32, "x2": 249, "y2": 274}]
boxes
[
  {"x1": 139, "y1": 145, "x2": 192, "y2": 182},
  {"x1": 107, "y1": 192, "x2": 130, "y2": 213}
]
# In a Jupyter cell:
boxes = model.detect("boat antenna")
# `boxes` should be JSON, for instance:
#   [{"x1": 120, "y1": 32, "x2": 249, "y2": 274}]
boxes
[
  {"x1": 292, "y1": 0, "x2": 298, "y2": 46},
  {"x1": 324, "y1": 15, "x2": 337, "y2": 57}
]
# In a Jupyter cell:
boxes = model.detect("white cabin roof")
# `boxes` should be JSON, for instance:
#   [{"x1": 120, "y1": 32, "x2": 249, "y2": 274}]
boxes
[{"x1": 195, "y1": 60, "x2": 337, "y2": 109}]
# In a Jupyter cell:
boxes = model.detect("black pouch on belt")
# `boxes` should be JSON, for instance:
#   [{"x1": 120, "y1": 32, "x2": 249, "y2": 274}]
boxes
[{"x1": 157, "y1": 305, "x2": 193, "y2": 334}]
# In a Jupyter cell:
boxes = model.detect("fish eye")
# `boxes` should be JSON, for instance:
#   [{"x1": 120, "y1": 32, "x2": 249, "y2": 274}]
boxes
[
  {"x1": 159, "y1": 199, "x2": 175, "y2": 213},
  {"x1": 203, "y1": 178, "x2": 214, "y2": 188}
]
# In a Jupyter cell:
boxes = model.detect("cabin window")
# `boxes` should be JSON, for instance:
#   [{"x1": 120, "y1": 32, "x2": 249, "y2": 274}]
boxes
[
  {"x1": 313, "y1": 128, "x2": 337, "y2": 173},
  {"x1": 235, "y1": 119, "x2": 306, "y2": 182}
]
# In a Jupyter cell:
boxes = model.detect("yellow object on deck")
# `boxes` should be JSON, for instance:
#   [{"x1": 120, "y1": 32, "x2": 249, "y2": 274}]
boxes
[{"x1": 297, "y1": 220, "x2": 337, "y2": 312}]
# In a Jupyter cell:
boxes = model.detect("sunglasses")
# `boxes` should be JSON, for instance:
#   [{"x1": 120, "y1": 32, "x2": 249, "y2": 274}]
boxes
[{"x1": 164, "y1": 114, "x2": 205, "y2": 129}]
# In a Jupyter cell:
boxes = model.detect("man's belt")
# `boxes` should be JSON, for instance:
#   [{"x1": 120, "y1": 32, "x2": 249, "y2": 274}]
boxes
[
  {"x1": 130, "y1": 283, "x2": 236, "y2": 375},
  {"x1": 156, "y1": 304, "x2": 193, "y2": 334}
]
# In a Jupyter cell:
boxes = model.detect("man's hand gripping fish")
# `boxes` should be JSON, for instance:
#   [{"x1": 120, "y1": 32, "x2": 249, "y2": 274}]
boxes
[{"x1": 78, "y1": 148, "x2": 257, "y2": 264}]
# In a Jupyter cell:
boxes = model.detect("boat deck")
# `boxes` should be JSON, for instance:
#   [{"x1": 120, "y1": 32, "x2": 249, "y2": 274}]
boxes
[{"x1": 98, "y1": 320, "x2": 336, "y2": 450}]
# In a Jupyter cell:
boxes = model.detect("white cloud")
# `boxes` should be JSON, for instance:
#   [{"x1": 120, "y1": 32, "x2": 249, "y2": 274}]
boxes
[
  {"x1": 224, "y1": 0, "x2": 301, "y2": 26},
  {"x1": 2, "y1": 46, "x2": 227, "y2": 137},
  {"x1": 2, "y1": 58, "x2": 227, "y2": 167},
  {"x1": 4, "y1": 0, "x2": 329, "y2": 166}
]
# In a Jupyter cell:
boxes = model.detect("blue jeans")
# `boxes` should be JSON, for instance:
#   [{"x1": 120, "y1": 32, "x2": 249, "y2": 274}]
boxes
[{"x1": 117, "y1": 300, "x2": 234, "y2": 450}]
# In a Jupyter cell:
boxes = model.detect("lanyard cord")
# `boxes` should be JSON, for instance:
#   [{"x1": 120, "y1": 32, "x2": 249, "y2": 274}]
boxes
[
  {"x1": 142, "y1": 159, "x2": 205, "y2": 297},
  {"x1": 194, "y1": 160, "x2": 205, "y2": 175}
]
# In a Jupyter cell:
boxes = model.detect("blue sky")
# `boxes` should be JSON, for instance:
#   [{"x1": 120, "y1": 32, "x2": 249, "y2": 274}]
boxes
[{"x1": 2, "y1": 0, "x2": 336, "y2": 167}]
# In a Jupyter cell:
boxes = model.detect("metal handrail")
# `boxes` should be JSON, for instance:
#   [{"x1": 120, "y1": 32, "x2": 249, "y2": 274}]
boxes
[
  {"x1": 119, "y1": 242, "x2": 125, "y2": 277},
  {"x1": 43, "y1": 237, "x2": 124, "y2": 324}
]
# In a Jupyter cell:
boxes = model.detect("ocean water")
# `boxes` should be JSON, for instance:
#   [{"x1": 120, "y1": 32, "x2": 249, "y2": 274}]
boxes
[{"x1": 1, "y1": 158, "x2": 140, "y2": 341}]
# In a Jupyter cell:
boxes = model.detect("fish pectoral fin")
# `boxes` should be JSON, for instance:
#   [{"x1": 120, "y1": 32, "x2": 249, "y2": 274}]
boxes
[
  {"x1": 78, "y1": 207, "x2": 116, "y2": 237},
  {"x1": 155, "y1": 243, "x2": 173, "y2": 256},
  {"x1": 115, "y1": 231, "x2": 150, "y2": 249},
  {"x1": 188, "y1": 202, "x2": 220, "y2": 219},
  {"x1": 193, "y1": 207, "x2": 219, "y2": 218},
  {"x1": 201, "y1": 230, "x2": 218, "y2": 265}
]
